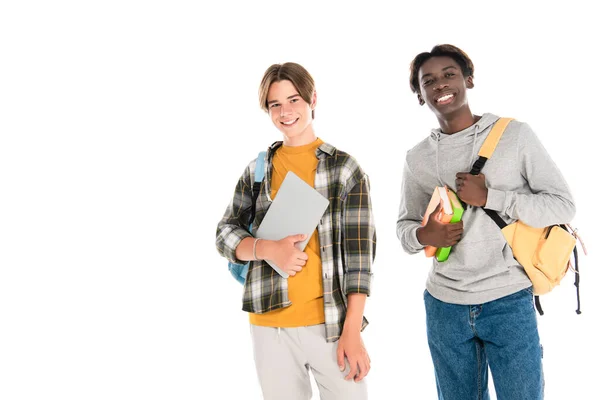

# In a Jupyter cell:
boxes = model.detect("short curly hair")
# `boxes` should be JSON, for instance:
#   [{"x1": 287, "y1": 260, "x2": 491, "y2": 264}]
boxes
[{"x1": 409, "y1": 44, "x2": 474, "y2": 94}]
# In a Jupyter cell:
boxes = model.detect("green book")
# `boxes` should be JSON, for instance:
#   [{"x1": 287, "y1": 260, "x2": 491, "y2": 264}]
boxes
[{"x1": 435, "y1": 189, "x2": 465, "y2": 262}]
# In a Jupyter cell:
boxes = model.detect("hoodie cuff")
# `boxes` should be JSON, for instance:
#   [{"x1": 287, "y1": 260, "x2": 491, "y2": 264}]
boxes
[
  {"x1": 410, "y1": 225, "x2": 426, "y2": 251},
  {"x1": 485, "y1": 188, "x2": 507, "y2": 212}
]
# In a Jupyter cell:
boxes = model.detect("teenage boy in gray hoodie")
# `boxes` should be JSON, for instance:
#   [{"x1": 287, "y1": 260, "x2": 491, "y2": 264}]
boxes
[{"x1": 396, "y1": 44, "x2": 575, "y2": 400}]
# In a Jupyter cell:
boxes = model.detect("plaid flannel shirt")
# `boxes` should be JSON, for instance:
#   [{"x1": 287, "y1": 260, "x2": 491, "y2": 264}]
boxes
[{"x1": 216, "y1": 141, "x2": 376, "y2": 342}]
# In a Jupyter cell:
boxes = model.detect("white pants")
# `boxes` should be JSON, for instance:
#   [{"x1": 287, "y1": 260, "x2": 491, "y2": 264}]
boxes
[{"x1": 250, "y1": 324, "x2": 368, "y2": 400}]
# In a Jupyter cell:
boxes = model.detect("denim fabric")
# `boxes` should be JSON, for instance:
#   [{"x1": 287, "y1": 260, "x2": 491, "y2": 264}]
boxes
[{"x1": 424, "y1": 287, "x2": 543, "y2": 400}]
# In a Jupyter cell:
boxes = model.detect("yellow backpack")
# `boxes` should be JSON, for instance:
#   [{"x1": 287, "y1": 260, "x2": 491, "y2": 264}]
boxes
[{"x1": 471, "y1": 118, "x2": 586, "y2": 315}]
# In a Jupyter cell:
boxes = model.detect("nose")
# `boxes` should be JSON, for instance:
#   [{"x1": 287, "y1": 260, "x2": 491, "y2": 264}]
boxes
[
  {"x1": 433, "y1": 82, "x2": 449, "y2": 91},
  {"x1": 280, "y1": 103, "x2": 292, "y2": 116}
]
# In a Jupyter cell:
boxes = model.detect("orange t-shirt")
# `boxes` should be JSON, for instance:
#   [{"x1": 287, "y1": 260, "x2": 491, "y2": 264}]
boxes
[{"x1": 250, "y1": 138, "x2": 325, "y2": 327}]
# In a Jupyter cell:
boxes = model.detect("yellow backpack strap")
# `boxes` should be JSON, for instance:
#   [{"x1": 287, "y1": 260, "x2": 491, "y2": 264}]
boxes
[
  {"x1": 470, "y1": 117, "x2": 514, "y2": 175},
  {"x1": 478, "y1": 117, "x2": 514, "y2": 158}
]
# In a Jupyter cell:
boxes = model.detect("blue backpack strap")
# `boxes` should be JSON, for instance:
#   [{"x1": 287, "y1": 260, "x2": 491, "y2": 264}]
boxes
[
  {"x1": 254, "y1": 151, "x2": 266, "y2": 182},
  {"x1": 228, "y1": 150, "x2": 267, "y2": 285},
  {"x1": 249, "y1": 151, "x2": 266, "y2": 228}
]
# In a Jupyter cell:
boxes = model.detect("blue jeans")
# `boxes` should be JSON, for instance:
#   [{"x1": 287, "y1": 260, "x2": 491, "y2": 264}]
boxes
[{"x1": 424, "y1": 288, "x2": 544, "y2": 400}]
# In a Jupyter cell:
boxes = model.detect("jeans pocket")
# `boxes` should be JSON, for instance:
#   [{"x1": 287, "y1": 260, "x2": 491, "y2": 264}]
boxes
[{"x1": 525, "y1": 286, "x2": 534, "y2": 296}]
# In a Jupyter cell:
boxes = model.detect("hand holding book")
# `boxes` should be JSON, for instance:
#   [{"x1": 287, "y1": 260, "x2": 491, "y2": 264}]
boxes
[{"x1": 418, "y1": 186, "x2": 465, "y2": 262}]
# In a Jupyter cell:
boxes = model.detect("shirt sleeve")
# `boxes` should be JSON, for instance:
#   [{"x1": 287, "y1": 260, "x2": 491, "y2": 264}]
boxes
[
  {"x1": 396, "y1": 158, "x2": 430, "y2": 254},
  {"x1": 215, "y1": 162, "x2": 255, "y2": 264},
  {"x1": 343, "y1": 175, "x2": 376, "y2": 296}
]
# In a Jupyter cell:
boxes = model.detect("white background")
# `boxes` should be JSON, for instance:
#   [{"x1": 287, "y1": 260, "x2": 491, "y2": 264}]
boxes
[{"x1": 1, "y1": 1, "x2": 597, "y2": 399}]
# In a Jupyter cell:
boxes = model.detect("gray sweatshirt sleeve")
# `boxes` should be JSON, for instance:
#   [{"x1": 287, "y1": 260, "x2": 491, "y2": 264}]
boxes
[
  {"x1": 396, "y1": 158, "x2": 431, "y2": 254},
  {"x1": 484, "y1": 122, "x2": 576, "y2": 228}
]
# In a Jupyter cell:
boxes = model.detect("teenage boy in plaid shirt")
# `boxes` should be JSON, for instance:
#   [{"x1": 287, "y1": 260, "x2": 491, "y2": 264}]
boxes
[{"x1": 216, "y1": 62, "x2": 376, "y2": 400}]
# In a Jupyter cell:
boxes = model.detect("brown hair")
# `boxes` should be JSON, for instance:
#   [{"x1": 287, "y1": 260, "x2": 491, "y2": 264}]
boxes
[
  {"x1": 258, "y1": 62, "x2": 316, "y2": 119},
  {"x1": 409, "y1": 44, "x2": 475, "y2": 94}
]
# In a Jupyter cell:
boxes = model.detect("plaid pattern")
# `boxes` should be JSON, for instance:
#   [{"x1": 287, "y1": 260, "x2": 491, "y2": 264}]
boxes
[{"x1": 216, "y1": 141, "x2": 376, "y2": 342}]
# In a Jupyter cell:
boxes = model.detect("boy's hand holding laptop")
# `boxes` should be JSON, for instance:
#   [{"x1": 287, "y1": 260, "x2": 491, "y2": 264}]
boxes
[
  {"x1": 256, "y1": 171, "x2": 330, "y2": 278},
  {"x1": 256, "y1": 234, "x2": 309, "y2": 276}
]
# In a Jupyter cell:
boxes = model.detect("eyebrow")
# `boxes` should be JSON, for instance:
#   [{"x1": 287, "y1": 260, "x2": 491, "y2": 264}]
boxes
[
  {"x1": 421, "y1": 66, "x2": 459, "y2": 79},
  {"x1": 267, "y1": 94, "x2": 301, "y2": 105}
]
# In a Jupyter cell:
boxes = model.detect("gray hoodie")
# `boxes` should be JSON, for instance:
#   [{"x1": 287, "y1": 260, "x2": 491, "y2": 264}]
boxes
[{"x1": 396, "y1": 113, "x2": 576, "y2": 304}]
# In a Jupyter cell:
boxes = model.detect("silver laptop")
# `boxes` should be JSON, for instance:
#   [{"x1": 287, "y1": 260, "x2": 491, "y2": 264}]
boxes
[{"x1": 256, "y1": 171, "x2": 330, "y2": 278}]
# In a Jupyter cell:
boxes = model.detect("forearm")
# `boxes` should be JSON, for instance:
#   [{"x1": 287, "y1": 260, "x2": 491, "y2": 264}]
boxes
[{"x1": 343, "y1": 293, "x2": 366, "y2": 334}]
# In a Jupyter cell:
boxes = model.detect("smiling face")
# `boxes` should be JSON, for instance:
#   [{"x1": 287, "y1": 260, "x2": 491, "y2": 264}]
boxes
[
  {"x1": 417, "y1": 56, "x2": 474, "y2": 121},
  {"x1": 266, "y1": 79, "x2": 317, "y2": 146}
]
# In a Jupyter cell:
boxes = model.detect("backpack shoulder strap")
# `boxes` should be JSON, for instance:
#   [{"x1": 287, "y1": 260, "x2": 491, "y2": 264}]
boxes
[
  {"x1": 469, "y1": 117, "x2": 514, "y2": 175},
  {"x1": 254, "y1": 151, "x2": 267, "y2": 183},
  {"x1": 249, "y1": 151, "x2": 267, "y2": 228},
  {"x1": 471, "y1": 118, "x2": 515, "y2": 229}
]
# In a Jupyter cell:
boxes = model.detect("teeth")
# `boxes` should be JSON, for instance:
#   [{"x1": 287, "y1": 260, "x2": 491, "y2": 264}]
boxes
[
  {"x1": 437, "y1": 94, "x2": 454, "y2": 103},
  {"x1": 281, "y1": 119, "x2": 297, "y2": 125}
]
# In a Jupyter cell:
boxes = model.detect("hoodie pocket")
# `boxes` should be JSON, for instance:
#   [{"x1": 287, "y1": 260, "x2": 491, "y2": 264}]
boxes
[{"x1": 434, "y1": 238, "x2": 512, "y2": 282}]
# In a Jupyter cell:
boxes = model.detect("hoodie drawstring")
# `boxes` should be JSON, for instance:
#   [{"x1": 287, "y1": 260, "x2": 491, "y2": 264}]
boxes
[
  {"x1": 433, "y1": 121, "x2": 484, "y2": 188},
  {"x1": 435, "y1": 133, "x2": 444, "y2": 186},
  {"x1": 469, "y1": 124, "x2": 480, "y2": 169}
]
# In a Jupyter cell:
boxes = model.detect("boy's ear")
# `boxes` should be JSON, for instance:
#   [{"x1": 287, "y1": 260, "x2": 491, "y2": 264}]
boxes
[
  {"x1": 417, "y1": 93, "x2": 425, "y2": 106},
  {"x1": 466, "y1": 76, "x2": 474, "y2": 89},
  {"x1": 311, "y1": 90, "x2": 317, "y2": 109}
]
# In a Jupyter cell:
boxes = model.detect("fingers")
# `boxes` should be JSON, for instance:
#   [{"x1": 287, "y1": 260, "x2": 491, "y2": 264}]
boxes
[
  {"x1": 444, "y1": 222, "x2": 463, "y2": 234},
  {"x1": 456, "y1": 176, "x2": 465, "y2": 191},
  {"x1": 446, "y1": 234, "x2": 462, "y2": 246},
  {"x1": 440, "y1": 222, "x2": 463, "y2": 246},
  {"x1": 429, "y1": 202, "x2": 444, "y2": 224},
  {"x1": 286, "y1": 262, "x2": 304, "y2": 276},
  {"x1": 345, "y1": 359, "x2": 358, "y2": 381},
  {"x1": 456, "y1": 172, "x2": 485, "y2": 179},
  {"x1": 291, "y1": 233, "x2": 306, "y2": 243},
  {"x1": 336, "y1": 346, "x2": 345, "y2": 372},
  {"x1": 448, "y1": 228, "x2": 463, "y2": 239},
  {"x1": 354, "y1": 358, "x2": 370, "y2": 382},
  {"x1": 457, "y1": 172, "x2": 486, "y2": 186},
  {"x1": 290, "y1": 254, "x2": 308, "y2": 270},
  {"x1": 448, "y1": 221, "x2": 464, "y2": 231}
]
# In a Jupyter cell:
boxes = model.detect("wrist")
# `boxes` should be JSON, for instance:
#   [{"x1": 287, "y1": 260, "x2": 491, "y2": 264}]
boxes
[
  {"x1": 481, "y1": 187, "x2": 489, "y2": 207},
  {"x1": 416, "y1": 226, "x2": 429, "y2": 246},
  {"x1": 255, "y1": 239, "x2": 273, "y2": 260},
  {"x1": 342, "y1": 319, "x2": 362, "y2": 336},
  {"x1": 343, "y1": 311, "x2": 364, "y2": 334}
]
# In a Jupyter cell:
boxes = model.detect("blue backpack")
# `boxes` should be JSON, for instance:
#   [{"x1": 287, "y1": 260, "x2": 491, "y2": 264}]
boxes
[{"x1": 228, "y1": 151, "x2": 267, "y2": 285}]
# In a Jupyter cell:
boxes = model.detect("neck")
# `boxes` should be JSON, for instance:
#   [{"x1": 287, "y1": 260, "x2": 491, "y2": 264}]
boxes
[
  {"x1": 283, "y1": 125, "x2": 317, "y2": 147},
  {"x1": 437, "y1": 107, "x2": 479, "y2": 134}
]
